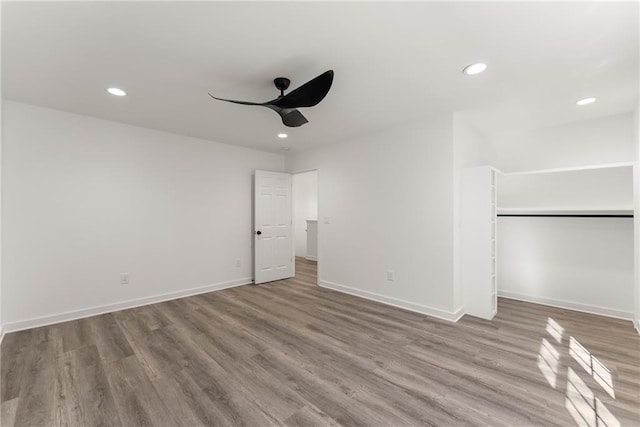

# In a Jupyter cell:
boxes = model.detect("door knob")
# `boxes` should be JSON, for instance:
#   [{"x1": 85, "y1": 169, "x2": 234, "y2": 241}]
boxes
[{"x1": 256, "y1": 230, "x2": 262, "y2": 235}]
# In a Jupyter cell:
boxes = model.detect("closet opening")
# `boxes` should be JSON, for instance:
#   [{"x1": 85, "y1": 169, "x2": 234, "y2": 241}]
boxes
[
  {"x1": 292, "y1": 170, "x2": 319, "y2": 286},
  {"x1": 496, "y1": 164, "x2": 635, "y2": 321},
  {"x1": 461, "y1": 163, "x2": 637, "y2": 325}
]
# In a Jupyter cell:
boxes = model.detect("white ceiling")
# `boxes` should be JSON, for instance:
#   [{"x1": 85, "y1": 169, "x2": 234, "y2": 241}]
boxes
[{"x1": 2, "y1": 1, "x2": 638, "y2": 153}]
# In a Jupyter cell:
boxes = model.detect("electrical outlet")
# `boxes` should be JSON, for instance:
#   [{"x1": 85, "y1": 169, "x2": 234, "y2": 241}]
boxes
[
  {"x1": 120, "y1": 273, "x2": 130, "y2": 285},
  {"x1": 387, "y1": 270, "x2": 395, "y2": 282},
  {"x1": 235, "y1": 259, "x2": 241, "y2": 268}
]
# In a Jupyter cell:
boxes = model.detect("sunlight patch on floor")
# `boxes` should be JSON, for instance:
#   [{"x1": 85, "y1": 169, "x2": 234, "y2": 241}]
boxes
[
  {"x1": 566, "y1": 367, "x2": 620, "y2": 427},
  {"x1": 539, "y1": 318, "x2": 619, "y2": 427},
  {"x1": 569, "y1": 336, "x2": 615, "y2": 399},
  {"x1": 546, "y1": 317, "x2": 565, "y2": 344},
  {"x1": 538, "y1": 337, "x2": 560, "y2": 388}
]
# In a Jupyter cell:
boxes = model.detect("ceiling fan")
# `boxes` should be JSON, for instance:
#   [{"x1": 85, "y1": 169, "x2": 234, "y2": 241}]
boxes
[{"x1": 209, "y1": 70, "x2": 334, "y2": 127}]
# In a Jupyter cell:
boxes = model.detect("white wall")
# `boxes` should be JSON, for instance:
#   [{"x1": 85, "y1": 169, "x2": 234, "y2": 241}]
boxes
[
  {"x1": 0, "y1": 1, "x2": 3, "y2": 339},
  {"x1": 2, "y1": 101, "x2": 284, "y2": 330},
  {"x1": 293, "y1": 171, "x2": 318, "y2": 258},
  {"x1": 499, "y1": 166, "x2": 634, "y2": 211},
  {"x1": 453, "y1": 113, "x2": 493, "y2": 171},
  {"x1": 634, "y1": 162, "x2": 639, "y2": 330},
  {"x1": 288, "y1": 115, "x2": 460, "y2": 320},
  {"x1": 488, "y1": 113, "x2": 636, "y2": 172},
  {"x1": 498, "y1": 217, "x2": 634, "y2": 319},
  {"x1": 635, "y1": 108, "x2": 640, "y2": 332}
]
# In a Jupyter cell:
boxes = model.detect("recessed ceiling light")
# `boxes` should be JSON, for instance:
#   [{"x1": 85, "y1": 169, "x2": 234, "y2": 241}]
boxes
[
  {"x1": 107, "y1": 87, "x2": 126, "y2": 96},
  {"x1": 576, "y1": 97, "x2": 596, "y2": 106},
  {"x1": 278, "y1": 133, "x2": 288, "y2": 139},
  {"x1": 462, "y1": 63, "x2": 487, "y2": 75},
  {"x1": 281, "y1": 147, "x2": 291, "y2": 151}
]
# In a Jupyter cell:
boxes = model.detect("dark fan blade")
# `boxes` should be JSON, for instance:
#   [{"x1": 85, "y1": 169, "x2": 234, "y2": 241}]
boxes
[
  {"x1": 270, "y1": 70, "x2": 333, "y2": 109},
  {"x1": 208, "y1": 93, "x2": 263, "y2": 106},
  {"x1": 212, "y1": 91, "x2": 308, "y2": 127},
  {"x1": 277, "y1": 108, "x2": 308, "y2": 127}
]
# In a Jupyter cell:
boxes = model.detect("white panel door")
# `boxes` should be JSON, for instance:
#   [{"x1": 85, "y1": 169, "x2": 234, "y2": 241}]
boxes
[{"x1": 254, "y1": 170, "x2": 294, "y2": 284}]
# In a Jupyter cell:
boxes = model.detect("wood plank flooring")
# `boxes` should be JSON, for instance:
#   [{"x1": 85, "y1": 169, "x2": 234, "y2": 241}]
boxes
[{"x1": 2, "y1": 257, "x2": 639, "y2": 426}]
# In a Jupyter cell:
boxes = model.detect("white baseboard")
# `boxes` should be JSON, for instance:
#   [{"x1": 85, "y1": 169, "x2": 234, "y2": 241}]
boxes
[
  {"x1": 305, "y1": 255, "x2": 318, "y2": 261},
  {"x1": 319, "y1": 280, "x2": 463, "y2": 322},
  {"x1": 452, "y1": 306, "x2": 465, "y2": 322},
  {"x1": 498, "y1": 290, "x2": 634, "y2": 321},
  {"x1": 2, "y1": 277, "x2": 253, "y2": 334},
  {"x1": 635, "y1": 318, "x2": 640, "y2": 335}
]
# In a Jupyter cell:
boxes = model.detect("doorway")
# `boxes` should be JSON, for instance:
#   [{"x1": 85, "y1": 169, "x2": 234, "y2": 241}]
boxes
[{"x1": 293, "y1": 170, "x2": 318, "y2": 285}]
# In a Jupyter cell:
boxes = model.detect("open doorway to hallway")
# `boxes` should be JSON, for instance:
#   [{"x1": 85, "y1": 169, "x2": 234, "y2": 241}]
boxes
[
  {"x1": 293, "y1": 170, "x2": 318, "y2": 285},
  {"x1": 294, "y1": 257, "x2": 317, "y2": 286}
]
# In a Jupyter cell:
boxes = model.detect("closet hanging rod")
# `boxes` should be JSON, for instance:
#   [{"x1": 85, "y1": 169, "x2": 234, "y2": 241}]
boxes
[{"x1": 497, "y1": 214, "x2": 633, "y2": 218}]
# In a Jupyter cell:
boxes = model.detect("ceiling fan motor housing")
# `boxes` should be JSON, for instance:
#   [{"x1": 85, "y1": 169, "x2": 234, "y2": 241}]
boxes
[{"x1": 274, "y1": 77, "x2": 291, "y2": 94}]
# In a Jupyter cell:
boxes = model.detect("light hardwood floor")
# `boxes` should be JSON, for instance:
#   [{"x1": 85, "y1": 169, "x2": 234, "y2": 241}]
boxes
[{"x1": 2, "y1": 257, "x2": 639, "y2": 426}]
